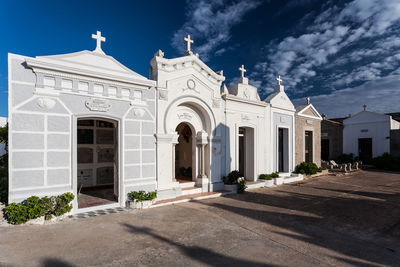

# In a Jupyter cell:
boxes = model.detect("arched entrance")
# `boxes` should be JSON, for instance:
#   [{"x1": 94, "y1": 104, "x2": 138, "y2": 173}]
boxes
[
  {"x1": 175, "y1": 122, "x2": 194, "y2": 182},
  {"x1": 76, "y1": 118, "x2": 118, "y2": 209}
]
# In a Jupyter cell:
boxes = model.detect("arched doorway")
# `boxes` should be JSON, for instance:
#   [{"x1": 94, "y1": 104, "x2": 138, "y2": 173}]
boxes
[
  {"x1": 175, "y1": 122, "x2": 194, "y2": 182},
  {"x1": 77, "y1": 118, "x2": 118, "y2": 209}
]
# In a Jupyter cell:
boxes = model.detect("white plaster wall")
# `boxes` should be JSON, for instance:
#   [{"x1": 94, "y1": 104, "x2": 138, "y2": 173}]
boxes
[{"x1": 343, "y1": 120, "x2": 391, "y2": 157}]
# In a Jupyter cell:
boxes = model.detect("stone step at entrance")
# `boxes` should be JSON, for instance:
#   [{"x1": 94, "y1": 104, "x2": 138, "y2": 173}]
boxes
[
  {"x1": 246, "y1": 180, "x2": 266, "y2": 190},
  {"x1": 181, "y1": 186, "x2": 202, "y2": 195},
  {"x1": 178, "y1": 181, "x2": 196, "y2": 189},
  {"x1": 151, "y1": 190, "x2": 230, "y2": 208}
]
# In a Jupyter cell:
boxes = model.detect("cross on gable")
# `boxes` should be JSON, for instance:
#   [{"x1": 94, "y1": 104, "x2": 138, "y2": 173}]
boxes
[
  {"x1": 92, "y1": 31, "x2": 106, "y2": 54},
  {"x1": 276, "y1": 75, "x2": 283, "y2": 85},
  {"x1": 239, "y1": 64, "x2": 246, "y2": 78},
  {"x1": 363, "y1": 104, "x2": 367, "y2": 111},
  {"x1": 184, "y1": 34, "x2": 194, "y2": 52}
]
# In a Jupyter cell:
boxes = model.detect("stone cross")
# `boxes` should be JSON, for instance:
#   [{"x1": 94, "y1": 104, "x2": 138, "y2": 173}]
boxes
[
  {"x1": 363, "y1": 104, "x2": 367, "y2": 111},
  {"x1": 276, "y1": 75, "x2": 283, "y2": 85},
  {"x1": 184, "y1": 35, "x2": 194, "y2": 52},
  {"x1": 239, "y1": 64, "x2": 246, "y2": 78},
  {"x1": 92, "y1": 31, "x2": 106, "y2": 54},
  {"x1": 306, "y1": 97, "x2": 310, "y2": 104}
]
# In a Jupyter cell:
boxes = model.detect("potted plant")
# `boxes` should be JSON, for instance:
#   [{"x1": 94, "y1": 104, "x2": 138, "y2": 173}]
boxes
[
  {"x1": 126, "y1": 191, "x2": 157, "y2": 209},
  {"x1": 222, "y1": 171, "x2": 241, "y2": 193},
  {"x1": 259, "y1": 174, "x2": 274, "y2": 187}
]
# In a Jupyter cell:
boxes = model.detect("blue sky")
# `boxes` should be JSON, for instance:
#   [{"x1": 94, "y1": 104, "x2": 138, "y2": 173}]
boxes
[{"x1": 1, "y1": 0, "x2": 399, "y2": 118}]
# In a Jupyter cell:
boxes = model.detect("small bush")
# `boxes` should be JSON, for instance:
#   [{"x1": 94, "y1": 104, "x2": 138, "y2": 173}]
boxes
[
  {"x1": 4, "y1": 203, "x2": 28, "y2": 225},
  {"x1": 223, "y1": 170, "x2": 241, "y2": 185},
  {"x1": 4, "y1": 192, "x2": 74, "y2": 225},
  {"x1": 259, "y1": 174, "x2": 272, "y2": 180},
  {"x1": 371, "y1": 153, "x2": 400, "y2": 171},
  {"x1": 295, "y1": 162, "x2": 319, "y2": 175},
  {"x1": 128, "y1": 191, "x2": 157, "y2": 202},
  {"x1": 237, "y1": 178, "x2": 247, "y2": 194},
  {"x1": 270, "y1": 172, "x2": 279, "y2": 178},
  {"x1": 259, "y1": 172, "x2": 279, "y2": 180}
]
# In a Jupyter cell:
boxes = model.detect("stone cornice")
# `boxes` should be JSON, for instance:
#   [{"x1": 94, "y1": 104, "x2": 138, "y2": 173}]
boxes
[
  {"x1": 223, "y1": 94, "x2": 269, "y2": 107},
  {"x1": 26, "y1": 58, "x2": 156, "y2": 88}
]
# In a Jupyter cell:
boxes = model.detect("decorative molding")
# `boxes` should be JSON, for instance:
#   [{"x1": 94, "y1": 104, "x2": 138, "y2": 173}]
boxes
[
  {"x1": 85, "y1": 98, "x2": 111, "y2": 112},
  {"x1": 241, "y1": 114, "x2": 251, "y2": 121},
  {"x1": 37, "y1": 97, "x2": 56, "y2": 110},
  {"x1": 182, "y1": 79, "x2": 200, "y2": 93},
  {"x1": 306, "y1": 119, "x2": 313, "y2": 125},
  {"x1": 177, "y1": 112, "x2": 192, "y2": 120},
  {"x1": 159, "y1": 89, "x2": 168, "y2": 100}
]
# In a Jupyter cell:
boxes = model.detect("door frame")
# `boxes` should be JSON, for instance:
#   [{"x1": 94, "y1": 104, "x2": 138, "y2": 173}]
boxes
[{"x1": 72, "y1": 115, "x2": 122, "y2": 213}]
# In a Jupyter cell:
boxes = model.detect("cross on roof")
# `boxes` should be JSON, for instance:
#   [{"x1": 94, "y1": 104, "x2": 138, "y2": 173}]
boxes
[
  {"x1": 92, "y1": 31, "x2": 106, "y2": 54},
  {"x1": 184, "y1": 34, "x2": 194, "y2": 52},
  {"x1": 363, "y1": 104, "x2": 367, "y2": 111},
  {"x1": 306, "y1": 97, "x2": 310, "y2": 105},
  {"x1": 239, "y1": 64, "x2": 246, "y2": 78},
  {"x1": 276, "y1": 75, "x2": 283, "y2": 85}
]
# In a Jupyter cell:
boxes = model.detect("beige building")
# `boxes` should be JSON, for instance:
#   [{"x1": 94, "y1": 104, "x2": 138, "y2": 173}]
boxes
[{"x1": 295, "y1": 98, "x2": 322, "y2": 167}]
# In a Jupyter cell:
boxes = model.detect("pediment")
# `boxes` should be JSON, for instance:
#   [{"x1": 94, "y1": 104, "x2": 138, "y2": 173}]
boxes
[
  {"x1": 25, "y1": 50, "x2": 154, "y2": 86},
  {"x1": 265, "y1": 91, "x2": 295, "y2": 111},
  {"x1": 166, "y1": 74, "x2": 218, "y2": 98},
  {"x1": 344, "y1": 111, "x2": 388, "y2": 124},
  {"x1": 296, "y1": 104, "x2": 322, "y2": 120}
]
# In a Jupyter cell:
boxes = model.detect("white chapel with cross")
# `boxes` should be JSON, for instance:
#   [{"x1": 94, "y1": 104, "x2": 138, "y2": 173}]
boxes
[{"x1": 6, "y1": 30, "x2": 312, "y2": 212}]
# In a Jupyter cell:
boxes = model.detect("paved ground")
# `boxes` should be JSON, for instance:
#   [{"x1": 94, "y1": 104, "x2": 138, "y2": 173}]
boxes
[{"x1": 1, "y1": 170, "x2": 400, "y2": 267}]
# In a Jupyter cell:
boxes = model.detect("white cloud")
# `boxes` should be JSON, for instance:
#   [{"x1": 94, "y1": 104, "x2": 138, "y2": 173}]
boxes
[
  {"x1": 293, "y1": 75, "x2": 400, "y2": 118},
  {"x1": 172, "y1": 0, "x2": 261, "y2": 60},
  {"x1": 252, "y1": 0, "x2": 400, "y2": 96}
]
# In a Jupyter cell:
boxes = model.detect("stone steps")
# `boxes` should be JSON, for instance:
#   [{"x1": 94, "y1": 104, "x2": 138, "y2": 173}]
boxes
[
  {"x1": 181, "y1": 186, "x2": 202, "y2": 195},
  {"x1": 151, "y1": 191, "x2": 231, "y2": 208},
  {"x1": 178, "y1": 181, "x2": 196, "y2": 189}
]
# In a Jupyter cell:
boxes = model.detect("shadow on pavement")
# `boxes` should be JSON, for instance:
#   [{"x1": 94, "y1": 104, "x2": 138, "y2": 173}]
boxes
[{"x1": 121, "y1": 223, "x2": 275, "y2": 267}]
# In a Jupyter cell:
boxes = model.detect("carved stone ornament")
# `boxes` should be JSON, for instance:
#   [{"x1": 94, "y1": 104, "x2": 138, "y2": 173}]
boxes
[
  {"x1": 183, "y1": 79, "x2": 200, "y2": 93},
  {"x1": 241, "y1": 114, "x2": 250, "y2": 121},
  {"x1": 133, "y1": 108, "x2": 146, "y2": 118},
  {"x1": 159, "y1": 90, "x2": 168, "y2": 100},
  {"x1": 177, "y1": 112, "x2": 192, "y2": 120},
  {"x1": 85, "y1": 98, "x2": 111, "y2": 112},
  {"x1": 37, "y1": 97, "x2": 56, "y2": 110}
]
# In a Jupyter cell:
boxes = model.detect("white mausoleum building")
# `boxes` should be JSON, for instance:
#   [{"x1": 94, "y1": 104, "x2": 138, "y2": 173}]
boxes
[{"x1": 8, "y1": 32, "x2": 300, "y2": 212}]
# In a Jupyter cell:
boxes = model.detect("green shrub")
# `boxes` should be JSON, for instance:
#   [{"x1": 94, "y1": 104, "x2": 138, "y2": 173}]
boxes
[
  {"x1": 4, "y1": 203, "x2": 29, "y2": 225},
  {"x1": 270, "y1": 172, "x2": 279, "y2": 178},
  {"x1": 223, "y1": 170, "x2": 242, "y2": 185},
  {"x1": 237, "y1": 178, "x2": 247, "y2": 194},
  {"x1": 295, "y1": 162, "x2": 319, "y2": 175},
  {"x1": 54, "y1": 193, "x2": 74, "y2": 217},
  {"x1": 371, "y1": 153, "x2": 400, "y2": 171},
  {"x1": 3, "y1": 192, "x2": 74, "y2": 225},
  {"x1": 259, "y1": 172, "x2": 279, "y2": 180},
  {"x1": 127, "y1": 191, "x2": 157, "y2": 202},
  {"x1": 259, "y1": 174, "x2": 272, "y2": 180}
]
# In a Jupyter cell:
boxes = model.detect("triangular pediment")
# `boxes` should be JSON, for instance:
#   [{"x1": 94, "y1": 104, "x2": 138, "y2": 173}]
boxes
[
  {"x1": 25, "y1": 50, "x2": 155, "y2": 87},
  {"x1": 296, "y1": 104, "x2": 322, "y2": 120},
  {"x1": 344, "y1": 111, "x2": 388, "y2": 124},
  {"x1": 265, "y1": 91, "x2": 295, "y2": 111}
]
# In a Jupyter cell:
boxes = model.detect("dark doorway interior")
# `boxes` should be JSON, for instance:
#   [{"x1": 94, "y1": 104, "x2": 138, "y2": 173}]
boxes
[
  {"x1": 321, "y1": 139, "x2": 330, "y2": 161},
  {"x1": 279, "y1": 128, "x2": 284, "y2": 172},
  {"x1": 238, "y1": 128, "x2": 245, "y2": 177},
  {"x1": 305, "y1": 131, "x2": 313, "y2": 163},
  {"x1": 77, "y1": 119, "x2": 118, "y2": 209},
  {"x1": 175, "y1": 123, "x2": 193, "y2": 182},
  {"x1": 358, "y1": 138, "x2": 372, "y2": 163}
]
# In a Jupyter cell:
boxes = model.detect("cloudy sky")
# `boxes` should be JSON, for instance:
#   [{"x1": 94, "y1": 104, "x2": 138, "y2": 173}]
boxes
[{"x1": 0, "y1": 0, "x2": 399, "y2": 118}]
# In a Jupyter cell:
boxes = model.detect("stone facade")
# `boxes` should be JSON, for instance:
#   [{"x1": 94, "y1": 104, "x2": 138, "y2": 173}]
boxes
[
  {"x1": 321, "y1": 119, "x2": 344, "y2": 161},
  {"x1": 294, "y1": 103, "x2": 322, "y2": 167}
]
